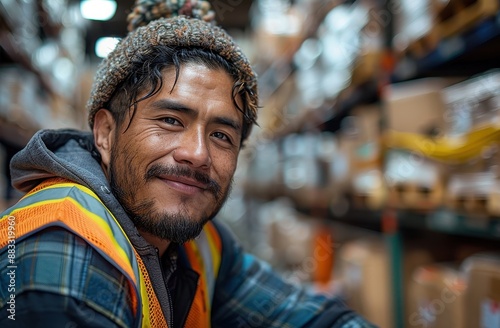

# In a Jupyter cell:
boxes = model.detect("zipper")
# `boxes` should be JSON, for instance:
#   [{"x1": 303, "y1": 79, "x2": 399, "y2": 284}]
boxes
[
  {"x1": 166, "y1": 283, "x2": 174, "y2": 328},
  {"x1": 156, "y1": 248, "x2": 174, "y2": 328}
]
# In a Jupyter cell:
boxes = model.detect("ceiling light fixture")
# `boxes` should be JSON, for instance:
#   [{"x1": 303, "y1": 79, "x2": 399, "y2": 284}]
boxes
[
  {"x1": 80, "y1": 0, "x2": 117, "y2": 21},
  {"x1": 95, "y1": 37, "x2": 121, "y2": 58}
]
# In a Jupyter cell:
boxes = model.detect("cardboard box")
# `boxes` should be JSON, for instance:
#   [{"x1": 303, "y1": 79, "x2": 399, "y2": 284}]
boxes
[
  {"x1": 384, "y1": 149, "x2": 445, "y2": 211},
  {"x1": 338, "y1": 238, "x2": 393, "y2": 328},
  {"x1": 407, "y1": 263, "x2": 466, "y2": 328},
  {"x1": 442, "y1": 70, "x2": 500, "y2": 138},
  {"x1": 444, "y1": 146, "x2": 500, "y2": 216},
  {"x1": 382, "y1": 78, "x2": 458, "y2": 135},
  {"x1": 461, "y1": 253, "x2": 500, "y2": 328}
]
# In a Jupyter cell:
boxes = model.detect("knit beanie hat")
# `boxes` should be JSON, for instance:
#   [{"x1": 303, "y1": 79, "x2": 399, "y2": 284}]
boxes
[{"x1": 86, "y1": 0, "x2": 258, "y2": 131}]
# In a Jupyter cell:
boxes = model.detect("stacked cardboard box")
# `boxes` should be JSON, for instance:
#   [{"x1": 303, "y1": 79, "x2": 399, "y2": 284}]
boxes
[
  {"x1": 442, "y1": 71, "x2": 500, "y2": 217},
  {"x1": 338, "y1": 237, "x2": 393, "y2": 328},
  {"x1": 339, "y1": 105, "x2": 386, "y2": 210},
  {"x1": 407, "y1": 263, "x2": 466, "y2": 328},
  {"x1": 462, "y1": 253, "x2": 500, "y2": 327},
  {"x1": 382, "y1": 78, "x2": 456, "y2": 211},
  {"x1": 406, "y1": 251, "x2": 500, "y2": 328}
]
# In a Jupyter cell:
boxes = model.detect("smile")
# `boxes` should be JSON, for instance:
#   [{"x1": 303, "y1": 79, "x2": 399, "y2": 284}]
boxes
[{"x1": 158, "y1": 175, "x2": 208, "y2": 195}]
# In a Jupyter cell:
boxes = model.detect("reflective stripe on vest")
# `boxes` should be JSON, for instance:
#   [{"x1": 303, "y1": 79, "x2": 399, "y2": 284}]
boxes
[
  {"x1": 183, "y1": 222, "x2": 222, "y2": 327},
  {"x1": 0, "y1": 178, "x2": 148, "y2": 327},
  {"x1": 0, "y1": 178, "x2": 222, "y2": 327}
]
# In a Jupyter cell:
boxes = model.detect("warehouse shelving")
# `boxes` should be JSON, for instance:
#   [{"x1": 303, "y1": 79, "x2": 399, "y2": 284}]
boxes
[
  {"x1": 393, "y1": 12, "x2": 500, "y2": 81},
  {"x1": 246, "y1": 4, "x2": 500, "y2": 326}
]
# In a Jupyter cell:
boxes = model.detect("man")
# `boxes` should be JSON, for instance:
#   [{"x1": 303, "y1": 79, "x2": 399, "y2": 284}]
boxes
[{"x1": 0, "y1": 1, "x2": 376, "y2": 327}]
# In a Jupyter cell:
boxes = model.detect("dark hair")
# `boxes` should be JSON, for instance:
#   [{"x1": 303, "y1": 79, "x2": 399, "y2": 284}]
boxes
[{"x1": 106, "y1": 45, "x2": 255, "y2": 144}]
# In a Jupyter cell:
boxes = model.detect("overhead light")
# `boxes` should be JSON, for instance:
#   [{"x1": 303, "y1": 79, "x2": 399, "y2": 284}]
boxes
[
  {"x1": 53, "y1": 58, "x2": 75, "y2": 82},
  {"x1": 95, "y1": 37, "x2": 121, "y2": 58},
  {"x1": 80, "y1": 0, "x2": 117, "y2": 21}
]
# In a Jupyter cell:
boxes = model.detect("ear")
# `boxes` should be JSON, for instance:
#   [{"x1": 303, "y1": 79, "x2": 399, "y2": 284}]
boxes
[{"x1": 93, "y1": 109, "x2": 116, "y2": 171}]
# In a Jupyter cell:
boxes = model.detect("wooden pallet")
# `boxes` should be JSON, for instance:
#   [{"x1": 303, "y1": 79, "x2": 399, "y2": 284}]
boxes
[
  {"x1": 351, "y1": 192, "x2": 386, "y2": 210},
  {"x1": 448, "y1": 191, "x2": 500, "y2": 217},
  {"x1": 436, "y1": 0, "x2": 499, "y2": 38},
  {"x1": 446, "y1": 171, "x2": 500, "y2": 216},
  {"x1": 350, "y1": 168, "x2": 386, "y2": 210},
  {"x1": 447, "y1": 194, "x2": 489, "y2": 215},
  {"x1": 387, "y1": 182, "x2": 444, "y2": 212}
]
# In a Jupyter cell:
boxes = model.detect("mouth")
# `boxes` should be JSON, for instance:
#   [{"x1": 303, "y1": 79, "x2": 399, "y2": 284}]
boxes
[{"x1": 158, "y1": 175, "x2": 208, "y2": 195}]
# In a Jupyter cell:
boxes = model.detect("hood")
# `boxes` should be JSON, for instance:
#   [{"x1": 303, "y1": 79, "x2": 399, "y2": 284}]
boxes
[
  {"x1": 11, "y1": 129, "x2": 105, "y2": 193},
  {"x1": 10, "y1": 128, "x2": 153, "y2": 251}
]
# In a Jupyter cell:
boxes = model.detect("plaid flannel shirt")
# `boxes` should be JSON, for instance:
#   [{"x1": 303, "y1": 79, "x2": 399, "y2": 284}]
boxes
[{"x1": 0, "y1": 222, "x2": 377, "y2": 328}]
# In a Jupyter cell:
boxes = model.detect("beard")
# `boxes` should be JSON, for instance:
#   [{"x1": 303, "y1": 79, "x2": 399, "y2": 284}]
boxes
[{"x1": 109, "y1": 148, "x2": 232, "y2": 244}]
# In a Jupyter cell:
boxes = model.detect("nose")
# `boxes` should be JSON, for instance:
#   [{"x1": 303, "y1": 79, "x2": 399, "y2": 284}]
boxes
[{"x1": 172, "y1": 126, "x2": 212, "y2": 169}]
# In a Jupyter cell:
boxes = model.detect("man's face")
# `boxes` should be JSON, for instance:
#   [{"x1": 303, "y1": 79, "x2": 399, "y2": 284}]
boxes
[{"x1": 107, "y1": 63, "x2": 243, "y2": 243}]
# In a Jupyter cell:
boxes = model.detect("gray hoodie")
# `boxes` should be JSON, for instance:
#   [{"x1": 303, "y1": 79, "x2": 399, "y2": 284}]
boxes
[{"x1": 10, "y1": 128, "x2": 175, "y2": 325}]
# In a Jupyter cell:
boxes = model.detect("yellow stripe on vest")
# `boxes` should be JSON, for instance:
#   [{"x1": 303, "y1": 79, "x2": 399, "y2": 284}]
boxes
[
  {"x1": 204, "y1": 227, "x2": 222, "y2": 278},
  {"x1": 2, "y1": 178, "x2": 223, "y2": 327},
  {"x1": 6, "y1": 197, "x2": 137, "y2": 285}
]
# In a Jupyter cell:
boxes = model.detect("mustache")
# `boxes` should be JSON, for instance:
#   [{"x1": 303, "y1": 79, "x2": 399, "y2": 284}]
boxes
[{"x1": 145, "y1": 164, "x2": 222, "y2": 198}]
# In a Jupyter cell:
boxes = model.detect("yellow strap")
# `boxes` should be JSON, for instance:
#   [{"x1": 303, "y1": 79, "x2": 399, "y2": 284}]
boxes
[{"x1": 384, "y1": 124, "x2": 500, "y2": 163}]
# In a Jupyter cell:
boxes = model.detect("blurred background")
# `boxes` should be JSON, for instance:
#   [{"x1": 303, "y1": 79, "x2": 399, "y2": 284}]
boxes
[{"x1": 2, "y1": 0, "x2": 500, "y2": 327}]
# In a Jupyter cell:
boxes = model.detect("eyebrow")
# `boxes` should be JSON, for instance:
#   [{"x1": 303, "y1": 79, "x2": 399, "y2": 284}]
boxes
[
  {"x1": 150, "y1": 99, "x2": 196, "y2": 116},
  {"x1": 212, "y1": 116, "x2": 242, "y2": 133},
  {"x1": 150, "y1": 99, "x2": 242, "y2": 132}
]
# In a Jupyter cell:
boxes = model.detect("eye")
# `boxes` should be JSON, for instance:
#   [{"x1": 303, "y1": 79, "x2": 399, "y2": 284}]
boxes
[
  {"x1": 162, "y1": 117, "x2": 181, "y2": 126},
  {"x1": 212, "y1": 131, "x2": 230, "y2": 142}
]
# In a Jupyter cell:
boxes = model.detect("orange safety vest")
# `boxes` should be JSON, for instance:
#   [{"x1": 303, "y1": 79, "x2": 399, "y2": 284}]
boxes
[{"x1": 0, "y1": 178, "x2": 222, "y2": 327}]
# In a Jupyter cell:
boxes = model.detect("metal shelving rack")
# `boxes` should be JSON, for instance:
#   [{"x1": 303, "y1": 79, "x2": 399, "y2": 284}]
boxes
[
  {"x1": 246, "y1": 3, "x2": 500, "y2": 328},
  {"x1": 323, "y1": 206, "x2": 500, "y2": 328},
  {"x1": 387, "y1": 13, "x2": 500, "y2": 327},
  {"x1": 393, "y1": 12, "x2": 500, "y2": 81}
]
